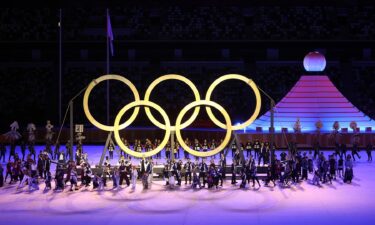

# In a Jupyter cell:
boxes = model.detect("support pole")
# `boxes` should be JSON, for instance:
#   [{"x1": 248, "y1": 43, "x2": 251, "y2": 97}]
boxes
[
  {"x1": 170, "y1": 130, "x2": 175, "y2": 161},
  {"x1": 99, "y1": 131, "x2": 113, "y2": 167},
  {"x1": 58, "y1": 8, "x2": 62, "y2": 125},
  {"x1": 69, "y1": 100, "x2": 74, "y2": 161},
  {"x1": 106, "y1": 8, "x2": 110, "y2": 126},
  {"x1": 224, "y1": 132, "x2": 244, "y2": 164},
  {"x1": 270, "y1": 100, "x2": 275, "y2": 165}
]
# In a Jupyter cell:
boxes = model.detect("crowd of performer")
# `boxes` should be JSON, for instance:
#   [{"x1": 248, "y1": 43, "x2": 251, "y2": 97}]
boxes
[{"x1": 0, "y1": 120, "x2": 372, "y2": 191}]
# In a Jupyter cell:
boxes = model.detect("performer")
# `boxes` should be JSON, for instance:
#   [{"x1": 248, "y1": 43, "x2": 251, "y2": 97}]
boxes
[
  {"x1": 233, "y1": 149, "x2": 240, "y2": 165},
  {"x1": 75, "y1": 146, "x2": 82, "y2": 163},
  {"x1": 207, "y1": 164, "x2": 219, "y2": 189},
  {"x1": 69, "y1": 166, "x2": 79, "y2": 191},
  {"x1": 65, "y1": 140, "x2": 72, "y2": 160},
  {"x1": 154, "y1": 138, "x2": 161, "y2": 159},
  {"x1": 184, "y1": 158, "x2": 193, "y2": 185},
  {"x1": 43, "y1": 154, "x2": 51, "y2": 180},
  {"x1": 108, "y1": 141, "x2": 115, "y2": 160},
  {"x1": 0, "y1": 164, "x2": 4, "y2": 187},
  {"x1": 20, "y1": 140, "x2": 26, "y2": 161},
  {"x1": 334, "y1": 142, "x2": 341, "y2": 157},
  {"x1": 163, "y1": 163, "x2": 170, "y2": 185},
  {"x1": 131, "y1": 165, "x2": 138, "y2": 190},
  {"x1": 37, "y1": 154, "x2": 44, "y2": 179},
  {"x1": 344, "y1": 155, "x2": 354, "y2": 183},
  {"x1": 264, "y1": 164, "x2": 276, "y2": 187},
  {"x1": 351, "y1": 142, "x2": 361, "y2": 161},
  {"x1": 5, "y1": 160, "x2": 13, "y2": 183},
  {"x1": 165, "y1": 141, "x2": 171, "y2": 159},
  {"x1": 250, "y1": 160, "x2": 261, "y2": 188},
  {"x1": 121, "y1": 138, "x2": 130, "y2": 159},
  {"x1": 135, "y1": 140, "x2": 142, "y2": 153},
  {"x1": 253, "y1": 139, "x2": 261, "y2": 159},
  {"x1": 202, "y1": 139, "x2": 209, "y2": 152},
  {"x1": 312, "y1": 169, "x2": 321, "y2": 186},
  {"x1": 231, "y1": 161, "x2": 237, "y2": 185},
  {"x1": 17, "y1": 167, "x2": 30, "y2": 189},
  {"x1": 173, "y1": 142, "x2": 180, "y2": 159},
  {"x1": 313, "y1": 141, "x2": 320, "y2": 160},
  {"x1": 45, "y1": 120, "x2": 54, "y2": 141},
  {"x1": 231, "y1": 141, "x2": 237, "y2": 157},
  {"x1": 28, "y1": 173, "x2": 39, "y2": 191},
  {"x1": 239, "y1": 168, "x2": 247, "y2": 189},
  {"x1": 193, "y1": 139, "x2": 201, "y2": 161},
  {"x1": 9, "y1": 141, "x2": 16, "y2": 161},
  {"x1": 217, "y1": 164, "x2": 224, "y2": 186},
  {"x1": 168, "y1": 164, "x2": 175, "y2": 189},
  {"x1": 337, "y1": 156, "x2": 344, "y2": 177},
  {"x1": 191, "y1": 164, "x2": 201, "y2": 189},
  {"x1": 366, "y1": 142, "x2": 373, "y2": 162},
  {"x1": 83, "y1": 163, "x2": 92, "y2": 187},
  {"x1": 0, "y1": 143, "x2": 6, "y2": 162},
  {"x1": 245, "y1": 140, "x2": 252, "y2": 158},
  {"x1": 175, "y1": 160, "x2": 182, "y2": 186},
  {"x1": 219, "y1": 152, "x2": 226, "y2": 179},
  {"x1": 199, "y1": 158, "x2": 208, "y2": 188},
  {"x1": 301, "y1": 154, "x2": 308, "y2": 180},
  {"x1": 93, "y1": 173, "x2": 104, "y2": 191},
  {"x1": 102, "y1": 158, "x2": 110, "y2": 187},
  {"x1": 54, "y1": 168, "x2": 65, "y2": 191},
  {"x1": 53, "y1": 141, "x2": 60, "y2": 160},
  {"x1": 145, "y1": 139, "x2": 153, "y2": 153},
  {"x1": 183, "y1": 138, "x2": 190, "y2": 159},
  {"x1": 112, "y1": 167, "x2": 120, "y2": 189},
  {"x1": 45, "y1": 171, "x2": 52, "y2": 190},
  {"x1": 5, "y1": 121, "x2": 22, "y2": 141},
  {"x1": 210, "y1": 139, "x2": 216, "y2": 159},
  {"x1": 340, "y1": 143, "x2": 347, "y2": 159},
  {"x1": 119, "y1": 162, "x2": 130, "y2": 186}
]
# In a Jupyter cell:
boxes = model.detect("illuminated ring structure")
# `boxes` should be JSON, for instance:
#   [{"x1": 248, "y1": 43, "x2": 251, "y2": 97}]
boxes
[
  {"x1": 144, "y1": 74, "x2": 201, "y2": 131},
  {"x1": 175, "y1": 100, "x2": 232, "y2": 157},
  {"x1": 205, "y1": 74, "x2": 261, "y2": 130},
  {"x1": 113, "y1": 100, "x2": 171, "y2": 158},
  {"x1": 83, "y1": 74, "x2": 262, "y2": 158},
  {"x1": 83, "y1": 74, "x2": 140, "y2": 132}
]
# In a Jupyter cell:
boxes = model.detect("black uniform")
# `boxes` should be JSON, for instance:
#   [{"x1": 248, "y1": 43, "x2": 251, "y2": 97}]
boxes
[
  {"x1": 199, "y1": 162, "x2": 208, "y2": 187},
  {"x1": 366, "y1": 143, "x2": 373, "y2": 162},
  {"x1": 245, "y1": 141, "x2": 252, "y2": 157},
  {"x1": 184, "y1": 161, "x2": 193, "y2": 184}
]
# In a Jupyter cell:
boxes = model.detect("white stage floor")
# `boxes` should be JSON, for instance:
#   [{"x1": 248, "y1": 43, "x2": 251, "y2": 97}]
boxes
[{"x1": 0, "y1": 147, "x2": 374, "y2": 225}]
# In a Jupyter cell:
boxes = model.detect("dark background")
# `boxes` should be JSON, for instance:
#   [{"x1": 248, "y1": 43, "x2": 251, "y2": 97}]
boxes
[{"x1": 0, "y1": 1, "x2": 374, "y2": 132}]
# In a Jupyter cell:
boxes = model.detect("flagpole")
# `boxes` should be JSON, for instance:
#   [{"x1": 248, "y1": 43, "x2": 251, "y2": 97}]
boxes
[
  {"x1": 106, "y1": 8, "x2": 110, "y2": 125},
  {"x1": 59, "y1": 8, "x2": 62, "y2": 125}
]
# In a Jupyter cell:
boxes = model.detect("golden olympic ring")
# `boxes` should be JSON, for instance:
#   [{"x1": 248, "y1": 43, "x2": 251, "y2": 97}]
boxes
[
  {"x1": 175, "y1": 100, "x2": 232, "y2": 157},
  {"x1": 83, "y1": 74, "x2": 262, "y2": 158},
  {"x1": 113, "y1": 100, "x2": 171, "y2": 158},
  {"x1": 144, "y1": 74, "x2": 201, "y2": 131},
  {"x1": 83, "y1": 74, "x2": 140, "y2": 132},
  {"x1": 205, "y1": 74, "x2": 261, "y2": 130}
]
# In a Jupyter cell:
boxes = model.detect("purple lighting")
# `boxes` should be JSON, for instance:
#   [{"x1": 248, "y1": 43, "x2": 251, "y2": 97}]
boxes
[{"x1": 250, "y1": 75, "x2": 375, "y2": 132}]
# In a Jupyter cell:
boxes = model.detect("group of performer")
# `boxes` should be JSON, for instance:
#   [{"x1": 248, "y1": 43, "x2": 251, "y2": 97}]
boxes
[{"x1": 0, "y1": 121, "x2": 372, "y2": 191}]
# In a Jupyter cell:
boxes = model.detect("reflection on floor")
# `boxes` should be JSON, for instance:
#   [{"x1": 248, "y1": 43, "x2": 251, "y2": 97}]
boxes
[{"x1": 0, "y1": 147, "x2": 374, "y2": 225}]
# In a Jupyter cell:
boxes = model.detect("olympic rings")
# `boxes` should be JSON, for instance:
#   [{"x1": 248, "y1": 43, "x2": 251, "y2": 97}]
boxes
[
  {"x1": 205, "y1": 74, "x2": 261, "y2": 130},
  {"x1": 113, "y1": 100, "x2": 171, "y2": 158},
  {"x1": 175, "y1": 100, "x2": 232, "y2": 157},
  {"x1": 83, "y1": 74, "x2": 262, "y2": 158},
  {"x1": 144, "y1": 74, "x2": 201, "y2": 131},
  {"x1": 83, "y1": 74, "x2": 140, "y2": 132}
]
